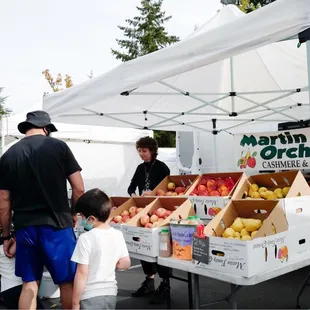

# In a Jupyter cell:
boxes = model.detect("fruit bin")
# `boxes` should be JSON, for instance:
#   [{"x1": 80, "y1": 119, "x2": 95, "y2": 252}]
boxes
[
  {"x1": 109, "y1": 197, "x2": 157, "y2": 230},
  {"x1": 233, "y1": 170, "x2": 310, "y2": 200},
  {"x1": 110, "y1": 197, "x2": 131, "y2": 209},
  {"x1": 185, "y1": 172, "x2": 247, "y2": 220},
  {"x1": 150, "y1": 175, "x2": 199, "y2": 197},
  {"x1": 194, "y1": 199, "x2": 290, "y2": 277},
  {"x1": 122, "y1": 197, "x2": 195, "y2": 257}
]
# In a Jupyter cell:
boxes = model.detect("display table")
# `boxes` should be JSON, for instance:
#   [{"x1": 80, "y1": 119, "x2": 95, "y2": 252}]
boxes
[
  {"x1": 158, "y1": 255, "x2": 310, "y2": 309},
  {"x1": 129, "y1": 252, "x2": 157, "y2": 263}
]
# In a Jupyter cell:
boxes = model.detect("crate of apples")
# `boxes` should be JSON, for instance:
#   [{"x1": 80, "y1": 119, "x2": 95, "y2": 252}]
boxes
[
  {"x1": 140, "y1": 207, "x2": 174, "y2": 228},
  {"x1": 156, "y1": 182, "x2": 187, "y2": 197},
  {"x1": 111, "y1": 206, "x2": 144, "y2": 224},
  {"x1": 189, "y1": 177, "x2": 235, "y2": 197}
]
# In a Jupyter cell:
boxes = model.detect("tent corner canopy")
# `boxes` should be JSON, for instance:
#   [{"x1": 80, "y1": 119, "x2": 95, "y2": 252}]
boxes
[{"x1": 43, "y1": 0, "x2": 310, "y2": 133}]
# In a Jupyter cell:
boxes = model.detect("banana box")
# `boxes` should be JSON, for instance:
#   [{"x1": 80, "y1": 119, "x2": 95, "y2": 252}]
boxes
[{"x1": 194, "y1": 199, "x2": 290, "y2": 277}]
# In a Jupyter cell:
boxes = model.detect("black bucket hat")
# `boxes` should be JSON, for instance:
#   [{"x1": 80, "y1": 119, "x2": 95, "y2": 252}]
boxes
[{"x1": 18, "y1": 110, "x2": 58, "y2": 134}]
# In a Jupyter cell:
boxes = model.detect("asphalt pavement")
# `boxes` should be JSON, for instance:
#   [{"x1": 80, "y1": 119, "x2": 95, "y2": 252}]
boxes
[{"x1": 2, "y1": 258, "x2": 310, "y2": 309}]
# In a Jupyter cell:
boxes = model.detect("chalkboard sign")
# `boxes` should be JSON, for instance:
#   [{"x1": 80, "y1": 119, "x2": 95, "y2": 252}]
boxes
[{"x1": 192, "y1": 237, "x2": 210, "y2": 265}]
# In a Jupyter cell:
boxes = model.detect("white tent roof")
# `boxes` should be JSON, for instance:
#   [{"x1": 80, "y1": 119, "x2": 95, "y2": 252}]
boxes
[
  {"x1": 43, "y1": 0, "x2": 310, "y2": 134},
  {"x1": 4, "y1": 102, "x2": 151, "y2": 144}
]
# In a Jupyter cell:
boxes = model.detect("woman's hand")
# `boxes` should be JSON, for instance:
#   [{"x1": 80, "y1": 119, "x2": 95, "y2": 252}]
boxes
[
  {"x1": 142, "y1": 191, "x2": 152, "y2": 197},
  {"x1": 131, "y1": 193, "x2": 137, "y2": 197}
]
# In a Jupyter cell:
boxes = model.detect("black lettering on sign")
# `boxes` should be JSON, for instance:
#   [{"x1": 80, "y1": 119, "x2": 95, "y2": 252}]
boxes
[{"x1": 192, "y1": 237, "x2": 210, "y2": 265}]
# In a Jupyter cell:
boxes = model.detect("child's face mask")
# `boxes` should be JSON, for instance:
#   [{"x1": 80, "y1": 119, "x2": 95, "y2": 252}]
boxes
[{"x1": 81, "y1": 216, "x2": 95, "y2": 231}]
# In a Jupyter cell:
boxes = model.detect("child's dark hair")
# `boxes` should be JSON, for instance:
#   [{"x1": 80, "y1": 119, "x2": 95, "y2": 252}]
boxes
[
  {"x1": 136, "y1": 136, "x2": 158, "y2": 159},
  {"x1": 75, "y1": 188, "x2": 111, "y2": 222}
]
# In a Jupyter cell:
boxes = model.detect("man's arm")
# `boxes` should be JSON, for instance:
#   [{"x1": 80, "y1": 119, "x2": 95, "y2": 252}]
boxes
[
  {"x1": 0, "y1": 190, "x2": 11, "y2": 237},
  {"x1": 68, "y1": 171, "x2": 85, "y2": 207},
  {"x1": 0, "y1": 190, "x2": 14, "y2": 258}
]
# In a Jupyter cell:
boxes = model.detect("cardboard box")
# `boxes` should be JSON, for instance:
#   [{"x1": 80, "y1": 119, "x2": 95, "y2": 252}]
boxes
[
  {"x1": 122, "y1": 197, "x2": 195, "y2": 257},
  {"x1": 109, "y1": 197, "x2": 157, "y2": 230},
  {"x1": 234, "y1": 171, "x2": 310, "y2": 200},
  {"x1": 150, "y1": 175, "x2": 199, "y2": 196},
  {"x1": 110, "y1": 197, "x2": 131, "y2": 208},
  {"x1": 195, "y1": 199, "x2": 290, "y2": 277},
  {"x1": 186, "y1": 172, "x2": 246, "y2": 220}
]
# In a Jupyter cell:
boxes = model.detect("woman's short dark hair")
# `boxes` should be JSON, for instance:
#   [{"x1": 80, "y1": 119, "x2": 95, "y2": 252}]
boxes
[
  {"x1": 136, "y1": 136, "x2": 158, "y2": 159},
  {"x1": 75, "y1": 188, "x2": 111, "y2": 223}
]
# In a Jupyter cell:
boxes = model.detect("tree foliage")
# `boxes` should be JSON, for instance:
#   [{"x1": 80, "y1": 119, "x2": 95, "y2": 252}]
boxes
[
  {"x1": 111, "y1": 0, "x2": 179, "y2": 147},
  {"x1": 111, "y1": 0, "x2": 179, "y2": 62},
  {"x1": 42, "y1": 69, "x2": 73, "y2": 93},
  {"x1": 0, "y1": 88, "x2": 10, "y2": 118}
]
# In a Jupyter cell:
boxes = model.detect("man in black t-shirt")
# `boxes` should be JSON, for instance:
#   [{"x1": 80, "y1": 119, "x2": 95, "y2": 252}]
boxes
[{"x1": 0, "y1": 110, "x2": 85, "y2": 310}]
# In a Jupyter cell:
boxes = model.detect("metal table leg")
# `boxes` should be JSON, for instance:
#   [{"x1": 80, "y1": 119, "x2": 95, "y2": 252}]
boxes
[
  {"x1": 296, "y1": 271, "x2": 310, "y2": 309},
  {"x1": 230, "y1": 284, "x2": 238, "y2": 310},
  {"x1": 188, "y1": 272, "x2": 193, "y2": 309},
  {"x1": 167, "y1": 275, "x2": 172, "y2": 309},
  {"x1": 192, "y1": 273, "x2": 200, "y2": 310}
]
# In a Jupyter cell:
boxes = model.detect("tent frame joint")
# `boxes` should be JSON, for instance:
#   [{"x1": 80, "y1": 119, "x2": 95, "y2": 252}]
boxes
[
  {"x1": 229, "y1": 112, "x2": 238, "y2": 117},
  {"x1": 229, "y1": 91, "x2": 237, "y2": 97}
]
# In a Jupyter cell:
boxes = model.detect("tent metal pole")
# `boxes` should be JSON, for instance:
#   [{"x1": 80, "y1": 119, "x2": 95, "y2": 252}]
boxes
[
  {"x1": 230, "y1": 57, "x2": 235, "y2": 113},
  {"x1": 307, "y1": 40, "x2": 310, "y2": 108},
  {"x1": 237, "y1": 94, "x2": 299, "y2": 121}
]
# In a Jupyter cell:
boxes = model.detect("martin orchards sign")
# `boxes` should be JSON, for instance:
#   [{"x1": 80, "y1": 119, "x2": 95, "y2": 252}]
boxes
[{"x1": 234, "y1": 128, "x2": 310, "y2": 170}]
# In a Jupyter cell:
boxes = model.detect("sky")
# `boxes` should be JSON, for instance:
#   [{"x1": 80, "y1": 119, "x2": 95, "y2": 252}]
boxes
[{"x1": 0, "y1": 0, "x2": 222, "y2": 115}]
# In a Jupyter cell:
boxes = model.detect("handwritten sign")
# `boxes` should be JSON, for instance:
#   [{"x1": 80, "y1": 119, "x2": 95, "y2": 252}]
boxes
[{"x1": 192, "y1": 237, "x2": 210, "y2": 265}]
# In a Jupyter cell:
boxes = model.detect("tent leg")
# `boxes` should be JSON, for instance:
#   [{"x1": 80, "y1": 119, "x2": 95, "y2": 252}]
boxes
[{"x1": 307, "y1": 40, "x2": 310, "y2": 108}]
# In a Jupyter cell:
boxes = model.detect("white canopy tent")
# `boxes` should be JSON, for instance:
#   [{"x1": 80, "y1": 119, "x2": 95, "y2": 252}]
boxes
[
  {"x1": 43, "y1": 0, "x2": 310, "y2": 137},
  {"x1": 1, "y1": 104, "x2": 178, "y2": 196}
]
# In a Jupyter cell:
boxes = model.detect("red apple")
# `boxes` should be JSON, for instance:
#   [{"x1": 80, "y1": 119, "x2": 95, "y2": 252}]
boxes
[
  {"x1": 137, "y1": 207, "x2": 144, "y2": 213},
  {"x1": 155, "y1": 208, "x2": 167, "y2": 218},
  {"x1": 114, "y1": 215, "x2": 122, "y2": 223},
  {"x1": 150, "y1": 214, "x2": 159, "y2": 223},
  {"x1": 140, "y1": 215, "x2": 150, "y2": 226},
  {"x1": 171, "y1": 192, "x2": 178, "y2": 196},
  {"x1": 122, "y1": 215, "x2": 130, "y2": 223},
  {"x1": 156, "y1": 189, "x2": 166, "y2": 196},
  {"x1": 121, "y1": 210, "x2": 129, "y2": 216},
  {"x1": 198, "y1": 185, "x2": 207, "y2": 192},
  {"x1": 175, "y1": 186, "x2": 185, "y2": 194},
  {"x1": 145, "y1": 223, "x2": 153, "y2": 228},
  {"x1": 167, "y1": 182, "x2": 176, "y2": 191},
  {"x1": 207, "y1": 179, "x2": 216, "y2": 187},
  {"x1": 158, "y1": 218, "x2": 165, "y2": 223},
  {"x1": 165, "y1": 210, "x2": 172, "y2": 217},
  {"x1": 209, "y1": 190, "x2": 221, "y2": 196},
  {"x1": 129, "y1": 212, "x2": 136, "y2": 218},
  {"x1": 129, "y1": 206, "x2": 137, "y2": 214},
  {"x1": 198, "y1": 190, "x2": 209, "y2": 196}
]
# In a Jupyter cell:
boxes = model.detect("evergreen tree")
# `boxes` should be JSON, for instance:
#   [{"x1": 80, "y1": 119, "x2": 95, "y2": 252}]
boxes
[
  {"x1": 111, "y1": 0, "x2": 179, "y2": 61},
  {"x1": 0, "y1": 88, "x2": 10, "y2": 118},
  {"x1": 111, "y1": 0, "x2": 179, "y2": 147}
]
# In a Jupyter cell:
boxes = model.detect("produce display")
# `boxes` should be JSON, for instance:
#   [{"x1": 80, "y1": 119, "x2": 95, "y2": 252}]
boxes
[
  {"x1": 244, "y1": 184, "x2": 291, "y2": 200},
  {"x1": 111, "y1": 206, "x2": 144, "y2": 224},
  {"x1": 189, "y1": 177, "x2": 235, "y2": 197},
  {"x1": 139, "y1": 207, "x2": 174, "y2": 228},
  {"x1": 221, "y1": 217, "x2": 264, "y2": 241},
  {"x1": 156, "y1": 182, "x2": 188, "y2": 196}
]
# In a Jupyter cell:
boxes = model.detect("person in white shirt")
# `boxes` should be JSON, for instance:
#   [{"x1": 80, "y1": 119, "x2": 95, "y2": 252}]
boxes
[
  {"x1": 0, "y1": 242, "x2": 44, "y2": 309},
  {"x1": 71, "y1": 188, "x2": 131, "y2": 310}
]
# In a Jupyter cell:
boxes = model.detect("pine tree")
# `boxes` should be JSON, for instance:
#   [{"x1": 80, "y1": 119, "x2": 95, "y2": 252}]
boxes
[
  {"x1": 111, "y1": 0, "x2": 179, "y2": 147},
  {"x1": 0, "y1": 88, "x2": 10, "y2": 118},
  {"x1": 111, "y1": 0, "x2": 179, "y2": 61}
]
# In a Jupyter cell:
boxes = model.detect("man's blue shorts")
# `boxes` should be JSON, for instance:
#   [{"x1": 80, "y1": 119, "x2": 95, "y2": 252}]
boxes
[{"x1": 15, "y1": 225, "x2": 77, "y2": 285}]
